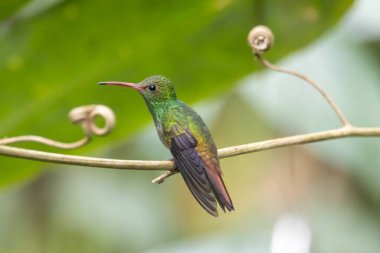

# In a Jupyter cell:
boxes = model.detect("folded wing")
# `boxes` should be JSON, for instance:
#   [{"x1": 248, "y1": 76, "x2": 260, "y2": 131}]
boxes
[{"x1": 169, "y1": 127, "x2": 233, "y2": 216}]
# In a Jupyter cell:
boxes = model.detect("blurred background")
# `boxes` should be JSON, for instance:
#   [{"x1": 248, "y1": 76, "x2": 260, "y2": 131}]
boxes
[{"x1": 1, "y1": 0, "x2": 380, "y2": 252}]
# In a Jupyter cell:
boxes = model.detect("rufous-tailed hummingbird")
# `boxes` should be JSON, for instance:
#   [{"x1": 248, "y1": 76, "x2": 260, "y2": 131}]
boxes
[{"x1": 99, "y1": 75, "x2": 234, "y2": 216}]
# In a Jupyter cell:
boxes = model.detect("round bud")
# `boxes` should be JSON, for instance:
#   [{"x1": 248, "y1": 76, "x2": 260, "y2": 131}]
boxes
[{"x1": 247, "y1": 25, "x2": 274, "y2": 54}]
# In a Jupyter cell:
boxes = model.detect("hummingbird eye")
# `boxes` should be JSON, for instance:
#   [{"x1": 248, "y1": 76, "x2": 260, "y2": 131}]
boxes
[{"x1": 148, "y1": 84, "x2": 156, "y2": 91}]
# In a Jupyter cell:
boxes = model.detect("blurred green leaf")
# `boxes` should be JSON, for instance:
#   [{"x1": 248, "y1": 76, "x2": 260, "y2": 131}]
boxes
[
  {"x1": 0, "y1": 0, "x2": 28, "y2": 21},
  {"x1": 0, "y1": 0, "x2": 353, "y2": 188}
]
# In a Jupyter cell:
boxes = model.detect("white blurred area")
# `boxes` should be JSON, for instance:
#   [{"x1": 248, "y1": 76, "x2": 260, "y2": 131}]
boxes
[{"x1": 270, "y1": 215, "x2": 312, "y2": 253}]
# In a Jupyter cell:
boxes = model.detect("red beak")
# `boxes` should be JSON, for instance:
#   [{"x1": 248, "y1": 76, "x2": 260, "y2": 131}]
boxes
[{"x1": 98, "y1": 81, "x2": 143, "y2": 92}]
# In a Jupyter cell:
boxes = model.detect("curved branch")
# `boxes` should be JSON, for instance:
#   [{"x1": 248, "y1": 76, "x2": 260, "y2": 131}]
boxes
[
  {"x1": 0, "y1": 104, "x2": 115, "y2": 149},
  {"x1": 255, "y1": 53, "x2": 350, "y2": 127},
  {"x1": 1, "y1": 126, "x2": 379, "y2": 173},
  {"x1": 0, "y1": 144, "x2": 174, "y2": 170},
  {"x1": 247, "y1": 25, "x2": 350, "y2": 127},
  {"x1": 218, "y1": 125, "x2": 380, "y2": 158},
  {"x1": 0, "y1": 135, "x2": 90, "y2": 149}
]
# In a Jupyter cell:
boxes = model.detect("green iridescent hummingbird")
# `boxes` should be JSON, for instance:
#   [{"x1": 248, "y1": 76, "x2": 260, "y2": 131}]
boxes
[{"x1": 98, "y1": 75, "x2": 234, "y2": 216}]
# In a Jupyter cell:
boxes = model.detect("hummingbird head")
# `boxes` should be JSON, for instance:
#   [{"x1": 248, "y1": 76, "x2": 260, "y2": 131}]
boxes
[{"x1": 98, "y1": 75, "x2": 177, "y2": 103}]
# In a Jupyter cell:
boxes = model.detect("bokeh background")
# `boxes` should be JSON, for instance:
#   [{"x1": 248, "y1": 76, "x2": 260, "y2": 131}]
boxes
[{"x1": 1, "y1": 0, "x2": 380, "y2": 252}]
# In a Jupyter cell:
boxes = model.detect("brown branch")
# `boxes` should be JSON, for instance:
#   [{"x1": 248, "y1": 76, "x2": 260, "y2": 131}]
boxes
[
  {"x1": 0, "y1": 144, "x2": 174, "y2": 170},
  {"x1": 254, "y1": 53, "x2": 350, "y2": 127},
  {"x1": 0, "y1": 104, "x2": 115, "y2": 149},
  {"x1": 0, "y1": 135, "x2": 90, "y2": 149},
  {"x1": 1, "y1": 126, "x2": 379, "y2": 181},
  {"x1": 218, "y1": 126, "x2": 380, "y2": 158}
]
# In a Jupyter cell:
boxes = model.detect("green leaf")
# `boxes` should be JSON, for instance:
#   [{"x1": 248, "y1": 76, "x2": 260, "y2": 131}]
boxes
[
  {"x1": 0, "y1": 0, "x2": 29, "y2": 21},
  {"x1": 0, "y1": 0, "x2": 353, "y2": 188}
]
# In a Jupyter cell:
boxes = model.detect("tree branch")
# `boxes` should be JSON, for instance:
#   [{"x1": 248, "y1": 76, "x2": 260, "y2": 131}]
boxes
[
  {"x1": 218, "y1": 126, "x2": 380, "y2": 158},
  {"x1": 0, "y1": 144, "x2": 174, "y2": 170},
  {"x1": 1, "y1": 126, "x2": 379, "y2": 173},
  {"x1": 247, "y1": 25, "x2": 350, "y2": 127},
  {"x1": 0, "y1": 104, "x2": 115, "y2": 148},
  {"x1": 254, "y1": 53, "x2": 351, "y2": 127}
]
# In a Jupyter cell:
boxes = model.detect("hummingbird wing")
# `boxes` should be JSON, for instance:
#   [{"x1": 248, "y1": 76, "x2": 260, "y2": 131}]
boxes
[{"x1": 169, "y1": 126, "x2": 233, "y2": 216}]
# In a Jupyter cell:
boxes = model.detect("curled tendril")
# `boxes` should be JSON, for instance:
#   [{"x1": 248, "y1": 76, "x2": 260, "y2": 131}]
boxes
[
  {"x1": 247, "y1": 25, "x2": 274, "y2": 54},
  {"x1": 247, "y1": 25, "x2": 350, "y2": 127},
  {"x1": 69, "y1": 104, "x2": 115, "y2": 137},
  {"x1": 0, "y1": 104, "x2": 115, "y2": 149}
]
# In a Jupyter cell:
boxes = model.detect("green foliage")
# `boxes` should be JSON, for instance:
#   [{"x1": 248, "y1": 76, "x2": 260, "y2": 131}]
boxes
[
  {"x1": 0, "y1": 0, "x2": 28, "y2": 21},
  {"x1": 0, "y1": 0, "x2": 352, "y2": 187}
]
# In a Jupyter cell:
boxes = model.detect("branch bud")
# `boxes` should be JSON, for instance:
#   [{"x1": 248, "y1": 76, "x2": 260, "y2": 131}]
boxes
[{"x1": 247, "y1": 25, "x2": 274, "y2": 54}]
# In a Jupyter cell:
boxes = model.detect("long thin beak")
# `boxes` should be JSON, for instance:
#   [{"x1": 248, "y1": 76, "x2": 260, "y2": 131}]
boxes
[{"x1": 98, "y1": 81, "x2": 143, "y2": 92}]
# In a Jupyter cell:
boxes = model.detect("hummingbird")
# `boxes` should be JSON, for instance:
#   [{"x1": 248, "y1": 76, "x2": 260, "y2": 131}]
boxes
[{"x1": 98, "y1": 75, "x2": 234, "y2": 216}]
